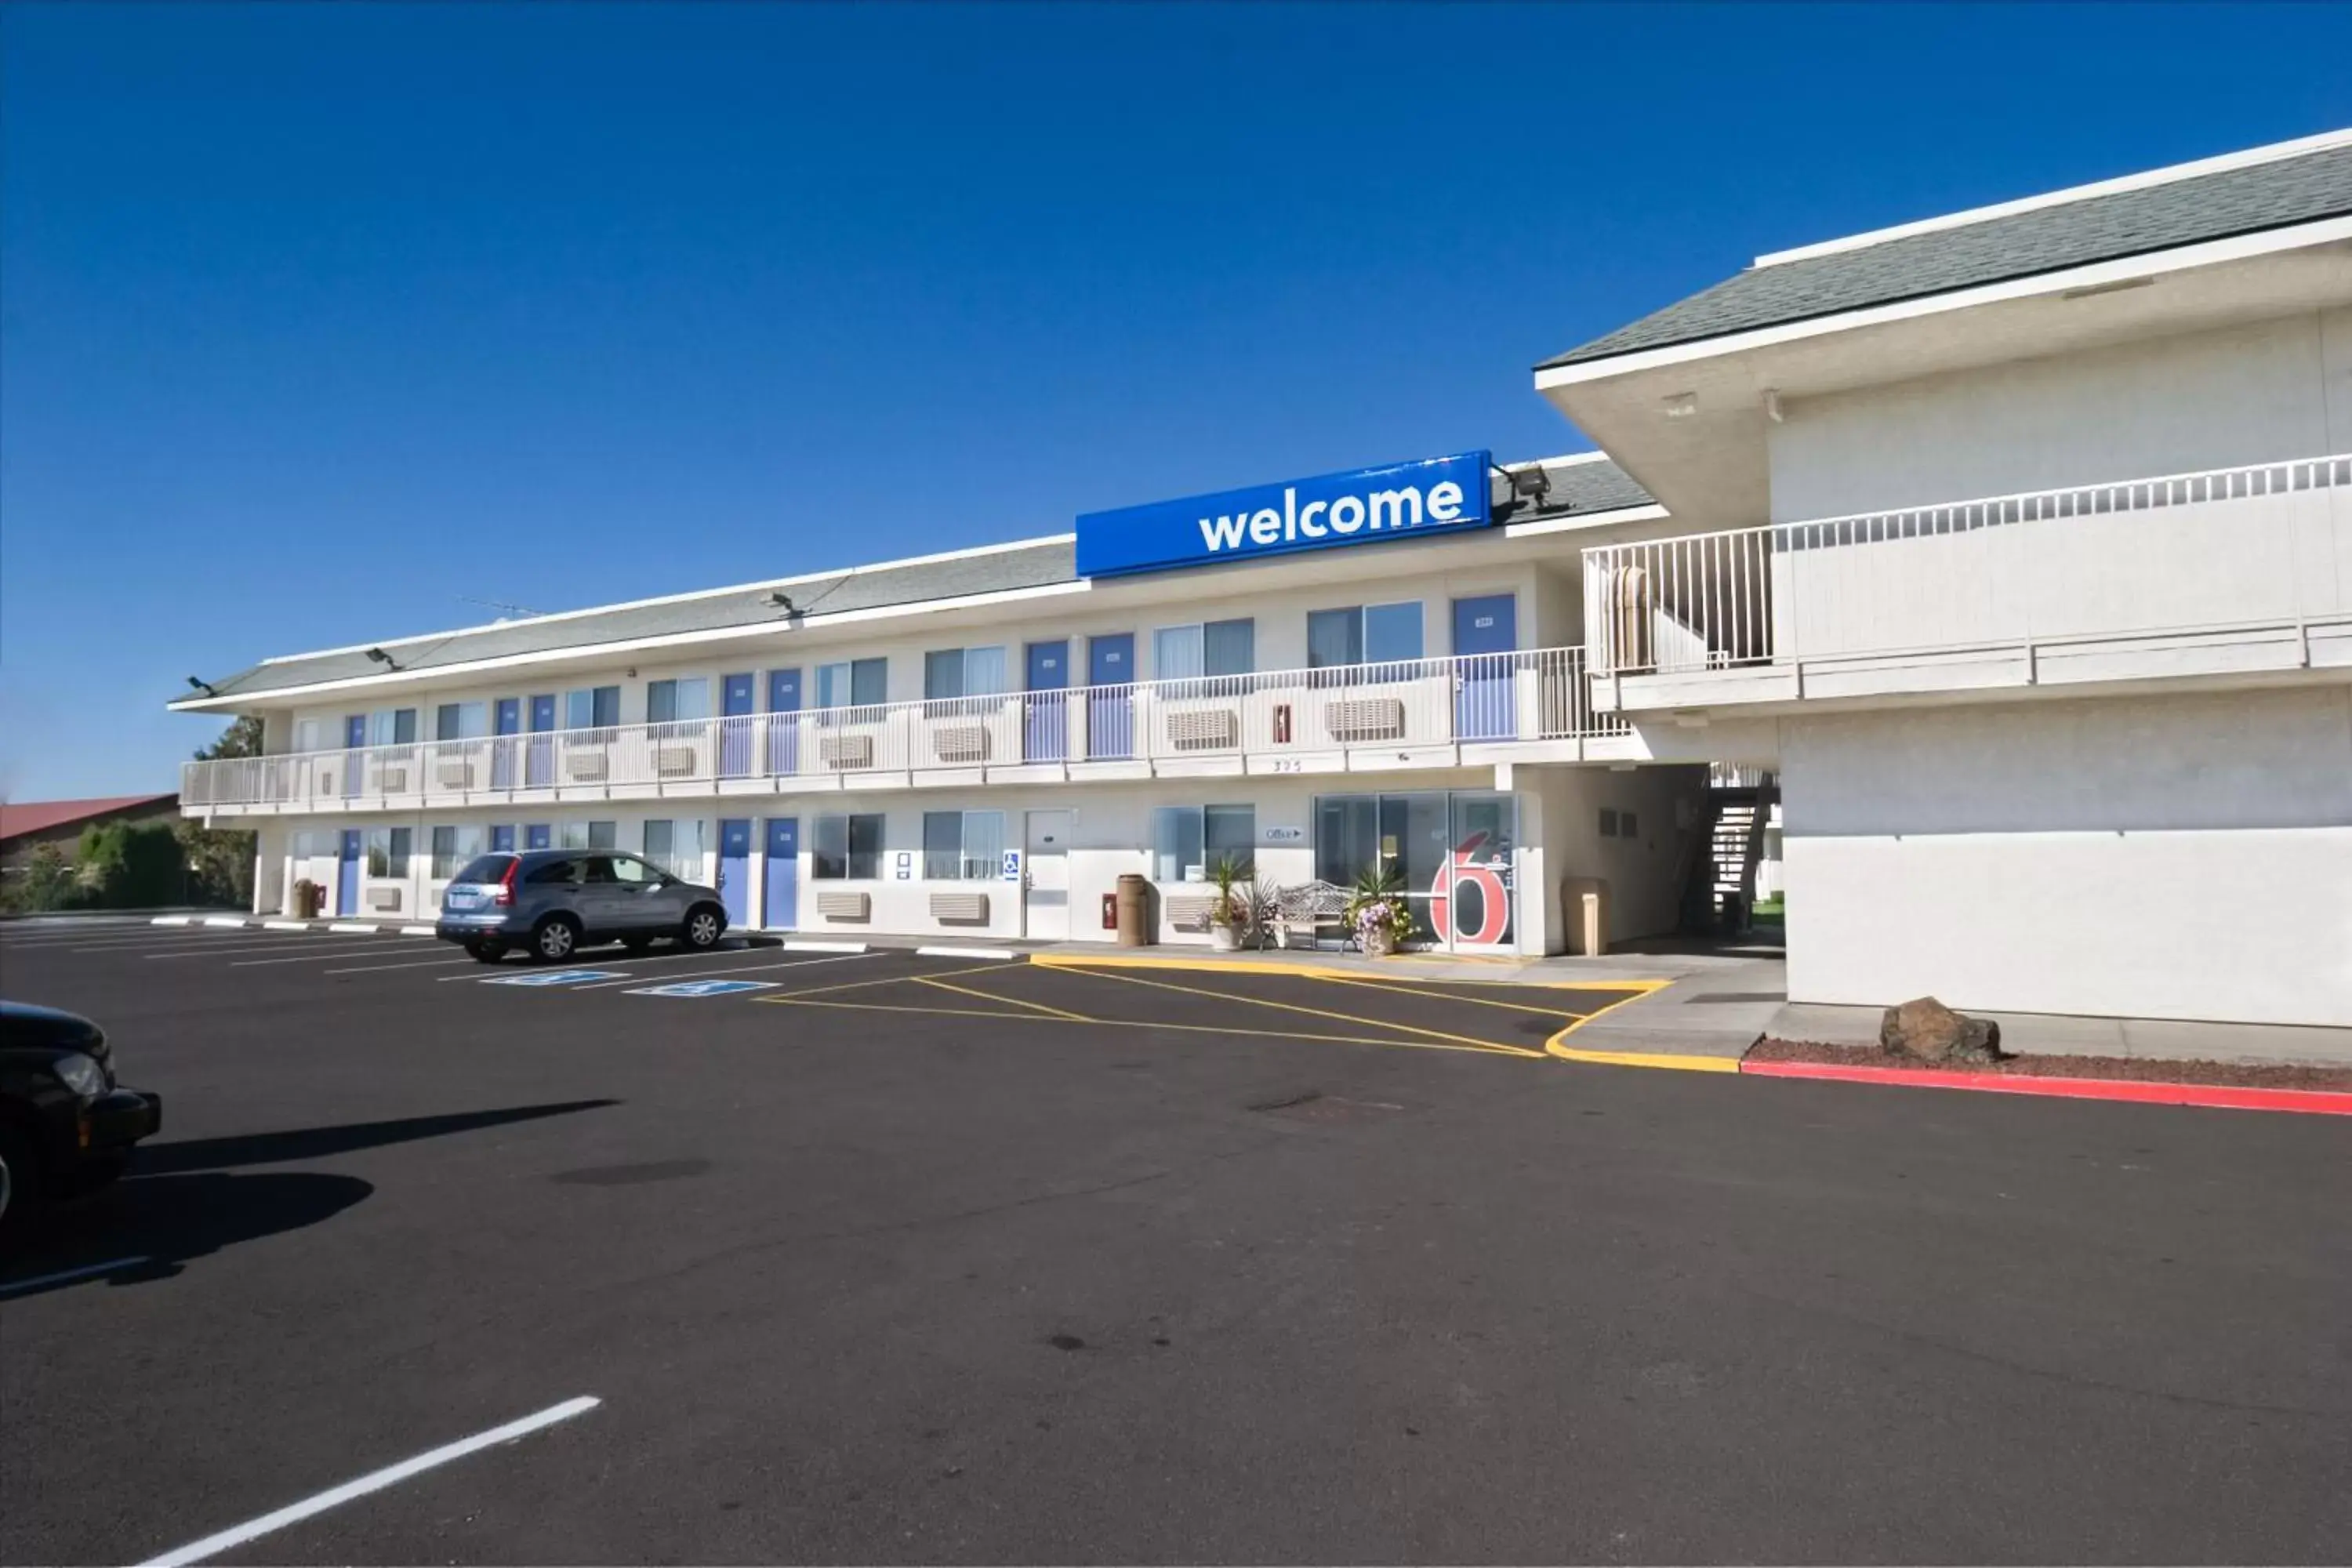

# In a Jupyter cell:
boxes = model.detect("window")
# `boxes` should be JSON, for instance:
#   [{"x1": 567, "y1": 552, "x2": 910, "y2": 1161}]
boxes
[
  {"x1": 434, "y1": 702, "x2": 488, "y2": 742},
  {"x1": 367, "y1": 709, "x2": 419, "y2": 746},
  {"x1": 564, "y1": 686, "x2": 621, "y2": 731},
  {"x1": 922, "y1": 647, "x2": 1008, "y2": 702},
  {"x1": 525, "y1": 858, "x2": 581, "y2": 886},
  {"x1": 645, "y1": 677, "x2": 711, "y2": 725},
  {"x1": 922, "y1": 811, "x2": 1005, "y2": 880},
  {"x1": 1152, "y1": 804, "x2": 1254, "y2": 882},
  {"x1": 430, "y1": 824, "x2": 486, "y2": 879},
  {"x1": 1152, "y1": 619, "x2": 1254, "y2": 684},
  {"x1": 815, "y1": 659, "x2": 888, "y2": 710},
  {"x1": 453, "y1": 851, "x2": 515, "y2": 885},
  {"x1": 1308, "y1": 602, "x2": 1423, "y2": 676},
  {"x1": 642, "y1": 819, "x2": 707, "y2": 879},
  {"x1": 608, "y1": 854, "x2": 659, "y2": 884},
  {"x1": 812, "y1": 813, "x2": 884, "y2": 879},
  {"x1": 1599, "y1": 808, "x2": 1619, "y2": 837},
  {"x1": 365, "y1": 826, "x2": 412, "y2": 877},
  {"x1": 559, "y1": 820, "x2": 619, "y2": 850},
  {"x1": 1621, "y1": 811, "x2": 1638, "y2": 841}
]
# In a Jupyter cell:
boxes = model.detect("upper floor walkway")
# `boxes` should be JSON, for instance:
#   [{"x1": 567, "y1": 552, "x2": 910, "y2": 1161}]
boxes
[
  {"x1": 1581, "y1": 452, "x2": 2352, "y2": 713},
  {"x1": 182, "y1": 645, "x2": 1636, "y2": 816}
]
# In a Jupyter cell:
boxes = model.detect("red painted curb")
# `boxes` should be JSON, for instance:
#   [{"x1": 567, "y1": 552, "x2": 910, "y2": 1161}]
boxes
[{"x1": 1738, "y1": 1058, "x2": 2352, "y2": 1116}]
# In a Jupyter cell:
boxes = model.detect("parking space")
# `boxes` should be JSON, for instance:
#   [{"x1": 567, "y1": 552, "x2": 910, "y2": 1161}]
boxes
[{"x1": 2, "y1": 923, "x2": 2347, "y2": 1565}]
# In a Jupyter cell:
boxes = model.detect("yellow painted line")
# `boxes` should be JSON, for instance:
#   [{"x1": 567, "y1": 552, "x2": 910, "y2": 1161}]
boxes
[
  {"x1": 1029, "y1": 950, "x2": 1673, "y2": 996},
  {"x1": 761, "y1": 996, "x2": 1533, "y2": 1058},
  {"x1": 915, "y1": 974, "x2": 1093, "y2": 1021},
  {"x1": 1052, "y1": 963, "x2": 1543, "y2": 1056},
  {"x1": 1306, "y1": 972, "x2": 1588, "y2": 1020},
  {"x1": 1548, "y1": 1044, "x2": 1744, "y2": 1073},
  {"x1": 754, "y1": 962, "x2": 1008, "y2": 1002}
]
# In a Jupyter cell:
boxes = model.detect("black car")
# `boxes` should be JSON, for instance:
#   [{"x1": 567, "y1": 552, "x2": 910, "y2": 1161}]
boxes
[{"x1": 1, "y1": 1001, "x2": 162, "y2": 1235}]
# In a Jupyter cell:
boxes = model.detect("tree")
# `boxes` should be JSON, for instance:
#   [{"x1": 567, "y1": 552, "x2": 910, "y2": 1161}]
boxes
[
  {"x1": 76, "y1": 820, "x2": 186, "y2": 908},
  {"x1": 2, "y1": 842, "x2": 77, "y2": 913},
  {"x1": 181, "y1": 714, "x2": 263, "y2": 908}
]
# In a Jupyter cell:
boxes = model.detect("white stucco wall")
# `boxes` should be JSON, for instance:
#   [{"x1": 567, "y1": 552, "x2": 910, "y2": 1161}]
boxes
[
  {"x1": 1767, "y1": 306, "x2": 2352, "y2": 521},
  {"x1": 1781, "y1": 685, "x2": 2352, "y2": 1025}
]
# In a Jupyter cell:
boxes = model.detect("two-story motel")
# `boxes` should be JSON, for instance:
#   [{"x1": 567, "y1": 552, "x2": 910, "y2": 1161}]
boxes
[{"x1": 175, "y1": 127, "x2": 2352, "y2": 1028}]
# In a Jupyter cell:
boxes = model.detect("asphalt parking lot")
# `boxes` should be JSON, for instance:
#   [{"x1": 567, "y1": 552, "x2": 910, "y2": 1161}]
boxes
[{"x1": 2, "y1": 918, "x2": 2347, "y2": 1565}]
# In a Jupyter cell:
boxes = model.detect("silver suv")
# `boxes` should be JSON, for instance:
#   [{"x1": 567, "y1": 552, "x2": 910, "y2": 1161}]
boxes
[{"x1": 434, "y1": 848, "x2": 728, "y2": 964}]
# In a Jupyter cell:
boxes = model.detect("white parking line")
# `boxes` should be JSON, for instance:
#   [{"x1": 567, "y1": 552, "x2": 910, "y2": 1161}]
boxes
[
  {"x1": 399, "y1": 924, "x2": 436, "y2": 936},
  {"x1": 782, "y1": 939, "x2": 867, "y2": 953},
  {"x1": 325, "y1": 922, "x2": 387, "y2": 935},
  {"x1": 134, "y1": 1395, "x2": 601, "y2": 1567},
  {"x1": 263, "y1": 919, "x2": 314, "y2": 931},
  {"x1": 0, "y1": 1255, "x2": 153, "y2": 1298},
  {"x1": 146, "y1": 937, "x2": 404, "y2": 962},
  {"x1": 151, "y1": 916, "x2": 194, "y2": 926},
  {"x1": 565, "y1": 949, "x2": 879, "y2": 990},
  {"x1": 229, "y1": 941, "x2": 440, "y2": 967},
  {"x1": 321, "y1": 952, "x2": 479, "y2": 975},
  {"x1": 201, "y1": 916, "x2": 249, "y2": 928},
  {"x1": 915, "y1": 946, "x2": 1022, "y2": 961}
]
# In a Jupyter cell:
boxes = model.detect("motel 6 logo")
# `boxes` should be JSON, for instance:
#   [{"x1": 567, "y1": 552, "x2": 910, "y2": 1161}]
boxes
[{"x1": 1428, "y1": 829, "x2": 1512, "y2": 946}]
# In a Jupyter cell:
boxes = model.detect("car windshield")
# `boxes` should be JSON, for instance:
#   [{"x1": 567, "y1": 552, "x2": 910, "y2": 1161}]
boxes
[{"x1": 452, "y1": 853, "x2": 517, "y2": 884}]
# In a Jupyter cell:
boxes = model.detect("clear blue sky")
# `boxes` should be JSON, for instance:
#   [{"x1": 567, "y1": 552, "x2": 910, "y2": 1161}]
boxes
[{"x1": 5, "y1": 3, "x2": 2348, "y2": 798}]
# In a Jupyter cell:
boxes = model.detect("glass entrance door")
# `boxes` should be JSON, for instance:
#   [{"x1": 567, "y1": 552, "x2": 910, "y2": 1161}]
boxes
[{"x1": 1314, "y1": 790, "x2": 1519, "y2": 952}]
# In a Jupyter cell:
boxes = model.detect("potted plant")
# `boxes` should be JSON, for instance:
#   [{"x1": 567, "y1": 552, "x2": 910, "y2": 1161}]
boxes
[
  {"x1": 1206, "y1": 853, "x2": 1253, "y2": 952},
  {"x1": 1345, "y1": 864, "x2": 1414, "y2": 957}
]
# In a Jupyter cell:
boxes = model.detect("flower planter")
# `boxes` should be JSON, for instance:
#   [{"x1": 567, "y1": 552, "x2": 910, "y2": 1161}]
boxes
[
  {"x1": 1362, "y1": 927, "x2": 1398, "y2": 958},
  {"x1": 1209, "y1": 923, "x2": 1241, "y2": 953}
]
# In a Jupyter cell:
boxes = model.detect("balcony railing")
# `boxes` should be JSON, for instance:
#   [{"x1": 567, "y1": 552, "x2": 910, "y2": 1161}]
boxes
[
  {"x1": 183, "y1": 645, "x2": 1626, "y2": 809},
  {"x1": 1583, "y1": 453, "x2": 2352, "y2": 678}
]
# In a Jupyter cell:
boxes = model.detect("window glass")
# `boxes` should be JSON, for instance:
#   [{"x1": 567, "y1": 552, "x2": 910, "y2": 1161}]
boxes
[
  {"x1": 643, "y1": 821, "x2": 673, "y2": 869},
  {"x1": 818, "y1": 659, "x2": 890, "y2": 710},
  {"x1": 434, "y1": 702, "x2": 488, "y2": 742},
  {"x1": 1307, "y1": 609, "x2": 1362, "y2": 670},
  {"x1": 365, "y1": 826, "x2": 412, "y2": 877},
  {"x1": 589, "y1": 820, "x2": 617, "y2": 850},
  {"x1": 566, "y1": 687, "x2": 621, "y2": 729},
  {"x1": 453, "y1": 853, "x2": 514, "y2": 885},
  {"x1": 368, "y1": 709, "x2": 419, "y2": 746},
  {"x1": 560, "y1": 821, "x2": 588, "y2": 850},
  {"x1": 610, "y1": 854, "x2": 658, "y2": 884},
  {"x1": 1363, "y1": 602, "x2": 1424, "y2": 665},
  {"x1": 1204, "y1": 619, "x2": 1254, "y2": 677},
  {"x1": 581, "y1": 855, "x2": 620, "y2": 885},
  {"x1": 1153, "y1": 626, "x2": 1204, "y2": 682},
  {"x1": 525, "y1": 857, "x2": 579, "y2": 885},
  {"x1": 922, "y1": 811, "x2": 962, "y2": 879},
  {"x1": 814, "y1": 814, "x2": 884, "y2": 878},
  {"x1": 648, "y1": 678, "x2": 710, "y2": 724},
  {"x1": 1152, "y1": 806, "x2": 1205, "y2": 883},
  {"x1": 924, "y1": 652, "x2": 965, "y2": 702},
  {"x1": 430, "y1": 826, "x2": 458, "y2": 877},
  {"x1": 1203, "y1": 804, "x2": 1256, "y2": 873}
]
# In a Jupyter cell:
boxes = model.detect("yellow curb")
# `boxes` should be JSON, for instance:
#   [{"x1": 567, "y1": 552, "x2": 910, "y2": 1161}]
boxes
[{"x1": 1546, "y1": 1044, "x2": 1744, "y2": 1073}]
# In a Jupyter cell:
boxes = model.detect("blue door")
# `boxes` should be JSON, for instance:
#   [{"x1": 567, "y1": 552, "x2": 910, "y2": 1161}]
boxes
[
  {"x1": 336, "y1": 829, "x2": 361, "y2": 915},
  {"x1": 1025, "y1": 640, "x2": 1069, "y2": 761},
  {"x1": 490, "y1": 825, "x2": 516, "y2": 854},
  {"x1": 1452, "y1": 594, "x2": 1519, "y2": 740},
  {"x1": 763, "y1": 818, "x2": 799, "y2": 928},
  {"x1": 717, "y1": 818, "x2": 752, "y2": 927},
  {"x1": 492, "y1": 698, "x2": 521, "y2": 789},
  {"x1": 719, "y1": 673, "x2": 755, "y2": 777},
  {"x1": 342, "y1": 715, "x2": 366, "y2": 797},
  {"x1": 766, "y1": 668, "x2": 802, "y2": 776},
  {"x1": 525, "y1": 823, "x2": 552, "y2": 851},
  {"x1": 1087, "y1": 633, "x2": 1133, "y2": 759},
  {"x1": 526, "y1": 695, "x2": 557, "y2": 786}
]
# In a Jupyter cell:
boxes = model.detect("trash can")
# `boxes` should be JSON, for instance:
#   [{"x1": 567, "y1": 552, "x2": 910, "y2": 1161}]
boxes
[
  {"x1": 293, "y1": 879, "x2": 324, "y2": 920},
  {"x1": 1114, "y1": 873, "x2": 1152, "y2": 947}
]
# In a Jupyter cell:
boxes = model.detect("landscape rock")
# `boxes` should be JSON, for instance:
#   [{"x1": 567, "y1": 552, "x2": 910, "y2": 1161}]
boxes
[{"x1": 1878, "y1": 996, "x2": 2003, "y2": 1063}]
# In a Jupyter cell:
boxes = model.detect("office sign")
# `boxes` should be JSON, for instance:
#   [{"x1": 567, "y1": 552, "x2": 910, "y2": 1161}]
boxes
[{"x1": 1076, "y1": 452, "x2": 1493, "y2": 579}]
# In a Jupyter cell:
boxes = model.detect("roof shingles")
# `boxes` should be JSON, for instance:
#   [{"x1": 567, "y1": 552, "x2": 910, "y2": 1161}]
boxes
[{"x1": 1541, "y1": 140, "x2": 2352, "y2": 371}]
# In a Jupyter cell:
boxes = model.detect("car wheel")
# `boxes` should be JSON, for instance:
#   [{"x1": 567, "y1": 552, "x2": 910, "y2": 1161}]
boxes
[
  {"x1": 466, "y1": 939, "x2": 506, "y2": 964},
  {"x1": 531, "y1": 915, "x2": 581, "y2": 962},
  {"x1": 681, "y1": 905, "x2": 724, "y2": 951}
]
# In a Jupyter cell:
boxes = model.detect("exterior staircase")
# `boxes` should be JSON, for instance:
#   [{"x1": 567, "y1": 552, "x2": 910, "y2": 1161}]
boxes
[{"x1": 1683, "y1": 767, "x2": 1777, "y2": 931}]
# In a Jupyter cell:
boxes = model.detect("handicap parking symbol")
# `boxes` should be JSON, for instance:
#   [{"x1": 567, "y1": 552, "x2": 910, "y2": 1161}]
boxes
[
  {"x1": 626, "y1": 978, "x2": 779, "y2": 998},
  {"x1": 481, "y1": 969, "x2": 626, "y2": 987}
]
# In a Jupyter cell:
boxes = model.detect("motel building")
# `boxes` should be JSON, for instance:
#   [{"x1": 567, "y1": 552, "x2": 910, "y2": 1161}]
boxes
[{"x1": 176, "y1": 126, "x2": 2352, "y2": 1027}]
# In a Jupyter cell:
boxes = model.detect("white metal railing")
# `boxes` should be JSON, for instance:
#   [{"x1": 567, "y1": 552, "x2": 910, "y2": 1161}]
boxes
[
  {"x1": 1584, "y1": 453, "x2": 2352, "y2": 677},
  {"x1": 181, "y1": 645, "x2": 1627, "y2": 808}
]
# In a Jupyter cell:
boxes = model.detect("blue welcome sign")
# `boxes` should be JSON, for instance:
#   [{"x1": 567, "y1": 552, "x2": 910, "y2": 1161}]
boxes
[{"x1": 1076, "y1": 451, "x2": 1494, "y2": 579}]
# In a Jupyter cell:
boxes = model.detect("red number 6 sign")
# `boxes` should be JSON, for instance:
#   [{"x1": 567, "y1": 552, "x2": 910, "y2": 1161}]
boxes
[{"x1": 1429, "y1": 829, "x2": 1512, "y2": 946}]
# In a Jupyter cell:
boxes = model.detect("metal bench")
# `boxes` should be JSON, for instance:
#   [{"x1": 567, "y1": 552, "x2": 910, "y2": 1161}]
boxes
[{"x1": 1271, "y1": 880, "x2": 1348, "y2": 948}]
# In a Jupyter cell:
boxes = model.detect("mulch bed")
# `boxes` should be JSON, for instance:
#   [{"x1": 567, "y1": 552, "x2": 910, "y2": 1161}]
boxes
[{"x1": 1748, "y1": 1037, "x2": 2352, "y2": 1093}]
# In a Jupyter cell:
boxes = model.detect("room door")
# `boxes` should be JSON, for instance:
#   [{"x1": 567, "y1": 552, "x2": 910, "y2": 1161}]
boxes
[
  {"x1": 1086, "y1": 635, "x2": 1133, "y2": 759},
  {"x1": 1025, "y1": 640, "x2": 1069, "y2": 761},
  {"x1": 1022, "y1": 810, "x2": 1073, "y2": 940},
  {"x1": 717, "y1": 818, "x2": 753, "y2": 927},
  {"x1": 763, "y1": 817, "x2": 800, "y2": 929},
  {"x1": 1451, "y1": 594, "x2": 1519, "y2": 741}
]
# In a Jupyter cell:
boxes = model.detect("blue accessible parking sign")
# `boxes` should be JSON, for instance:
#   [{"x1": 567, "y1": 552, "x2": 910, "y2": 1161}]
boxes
[
  {"x1": 481, "y1": 969, "x2": 625, "y2": 987},
  {"x1": 625, "y1": 978, "x2": 779, "y2": 998}
]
